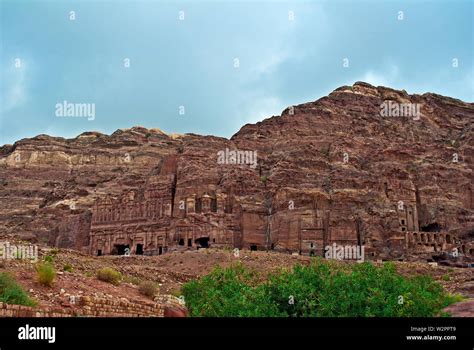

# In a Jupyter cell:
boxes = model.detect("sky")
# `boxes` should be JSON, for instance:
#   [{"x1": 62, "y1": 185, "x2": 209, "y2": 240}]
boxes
[{"x1": 0, "y1": 0, "x2": 473, "y2": 145}]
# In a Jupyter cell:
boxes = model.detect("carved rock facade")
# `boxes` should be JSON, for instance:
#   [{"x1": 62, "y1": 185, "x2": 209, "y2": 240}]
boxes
[{"x1": 1, "y1": 82, "x2": 473, "y2": 262}]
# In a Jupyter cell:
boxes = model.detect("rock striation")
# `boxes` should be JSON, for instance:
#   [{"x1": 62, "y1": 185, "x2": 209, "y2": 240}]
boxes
[{"x1": 1, "y1": 82, "x2": 473, "y2": 262}]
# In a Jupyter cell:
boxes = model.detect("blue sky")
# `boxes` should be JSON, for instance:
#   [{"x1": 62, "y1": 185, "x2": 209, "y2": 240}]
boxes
[{"x1": 1, "y1": 0, "x2": 473, "y2": 145}]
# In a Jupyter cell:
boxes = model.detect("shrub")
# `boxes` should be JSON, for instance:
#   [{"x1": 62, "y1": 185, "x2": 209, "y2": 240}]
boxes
[
  {"x1": 182, "y1": 260, "x2": 458, "y2": 317},
  {"x1": 0, "y1": 272, "x2": 36, "y2": 306},
  {"x1": 138, "y1": 281, "x2": 158, "y2": 298},
  {"x1": 36, "y1": 263, "x2": 56, "y2": 287},
  {"x1": 50, "y1": 248, "x2": 59, "y2": 256},
  {"x1": 123, "y1": 275, "x2": 141, "y2": 285},
  {"x1": 96, "y1": 267, "x2": 122, "y2": 286},
  {"x1": 43, "y1": 255, "x2": 54, "y2": 263},
  {"x1": 63, "y1": 263, "x2": 73, "y2": 272},
  {"x1": 182, "y1": 263, "x2": 279, "y2": 317},
  {"x1": 170, "y1": 288, "x2": 182, "y2": 298}
]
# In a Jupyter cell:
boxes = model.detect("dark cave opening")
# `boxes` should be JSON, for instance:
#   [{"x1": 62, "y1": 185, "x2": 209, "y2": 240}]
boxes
[
  {"x1": 420, "y1": 223, "x2": 441, "y2": 232},
  {"x1": 196, "y1": 237, "x2": 210, "y2": 248}
]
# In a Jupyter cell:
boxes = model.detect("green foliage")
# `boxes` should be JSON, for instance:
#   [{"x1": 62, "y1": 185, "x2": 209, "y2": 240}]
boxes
[
  {"x1": 123, "y1": 275, "x2": 141, "y2": 285},
  {"x1": 0, "y1": 272, "x2": 36, "y2": 306},
  {"x1": 36, "y1": 262, "x2": 56, "y2": 287},
  {"x1": 43, "y1": 255, "x2": 54, "y2": 263},
  {"x1": 50, "y1": 248, "x2": 59, "y2": 256},
  {"x1": 96, "y1": 267, "x2": 122, "y2": 286},
  {"x1": 182, "y1": 264, "x2": 280, "y2": 317},
  {"x1": 43, "y1": 249, "x2": 59, "y2": 263},
  {"x1": 182, "y1": 260, "x2": 458, "y2": 317},
  {"x1": 63, "y1": 263, "x2": 74, "y2": 272},
  {"x1": 444, "y1": 293, "x2": 464, "y2": 304},
  {"x1": 138, "y1": 281, "x2": 158, "y2": 298},
  {"x1": 170, "y1": 288, "x2": 182, "y2": 298}
]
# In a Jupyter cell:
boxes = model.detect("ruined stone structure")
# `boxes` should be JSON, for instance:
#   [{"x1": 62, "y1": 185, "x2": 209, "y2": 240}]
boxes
[
  {"x1": 90, "y1": 157, "x2": 472, "y2": 260},
  {"x1": 0, "y1": 295, "x2": 182, "y2": 317}
]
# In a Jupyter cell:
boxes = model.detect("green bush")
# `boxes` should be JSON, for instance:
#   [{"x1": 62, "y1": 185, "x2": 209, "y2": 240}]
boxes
[
  {"x1": 43, "y1": 255, "x2": 54, "y2": 263},
  {"x1": 0, "y1": 273, "x2": 36, "y2": 306},
  {"x1": 182, "y1": 260, "x2": 458, "y2": 317},
  {"x1": 96, "y1": 267, "x2": 122, "y2": 286},
  {"x1": 182, "y1": 264, "x2": 280, "y2": 317},
  {"x1": 50, "y1": 248, "x2": 59, "y2": 256},
  {"x1": 63, "y1": 263, "x2": 73, "y2": 272},
  {"x1": 123, "y1": 275, "x2": 141, "y2": 285},
  {"x1": 36, "y1": 262, "x2": 56, "y2": 287},
  {"x1": 138, "y1": 281, "x2": 158, "y2": 298}
]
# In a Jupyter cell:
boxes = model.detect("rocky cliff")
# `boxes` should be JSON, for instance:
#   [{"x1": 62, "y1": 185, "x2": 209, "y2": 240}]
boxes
[{"x1": 1, "y1": 82, "x2": 473, "y2": 261}]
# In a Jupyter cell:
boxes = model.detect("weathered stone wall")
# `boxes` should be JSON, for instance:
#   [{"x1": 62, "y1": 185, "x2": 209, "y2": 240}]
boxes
[{"x1": 0, "y1": 295, "x2": 183, "y2": 317}]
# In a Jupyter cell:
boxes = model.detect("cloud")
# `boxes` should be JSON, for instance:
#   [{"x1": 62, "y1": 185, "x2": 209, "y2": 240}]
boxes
[
  {"x1": 361, "y1": 65, "x2": 399, "y2": 87},
  {"x1": 251, "y1": 96, "x2": 283, "y2": 121},
  {"x1": 1, "y1": 59, "x2": 28, "y2": 113},
  {"x1": 249, "y1": 52, "x2": 290, "y2": 81},
  {"x1": 236, "y1": 94, "x2": 284, "y2": 127}
]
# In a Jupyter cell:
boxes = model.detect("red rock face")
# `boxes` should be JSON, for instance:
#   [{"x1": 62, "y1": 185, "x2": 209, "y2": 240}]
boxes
[{"x1": 1, "y1": 82, "x2": 473, "y2": 262}]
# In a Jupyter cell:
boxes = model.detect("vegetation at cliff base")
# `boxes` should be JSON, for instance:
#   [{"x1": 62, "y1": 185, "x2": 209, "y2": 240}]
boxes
[
  {"x1": 139, "y1": 281, "x2": 158, "y2": 298},
  {"x1": 36, "y1": 262, "x2": 56, "y2": 287},
  {"x1": 182, "y1": 260, "x2": 459, "y2": 317},
  {"x1": 0, "y1": 272, "x2": 37, "y2": 307},
  {"x1": 97, "y1": 267, "x2": 122, "y2": 286}
]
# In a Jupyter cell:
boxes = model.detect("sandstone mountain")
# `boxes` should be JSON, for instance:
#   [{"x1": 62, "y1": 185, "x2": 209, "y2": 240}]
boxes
[{"x1": 1, "y1": 82, "x2": 473, "y2": 262}]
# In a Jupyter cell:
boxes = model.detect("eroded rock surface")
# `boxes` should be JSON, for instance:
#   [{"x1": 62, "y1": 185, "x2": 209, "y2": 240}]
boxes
[{"x1": 0, "y1": 82, "x2": 473, "y2": 262}]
